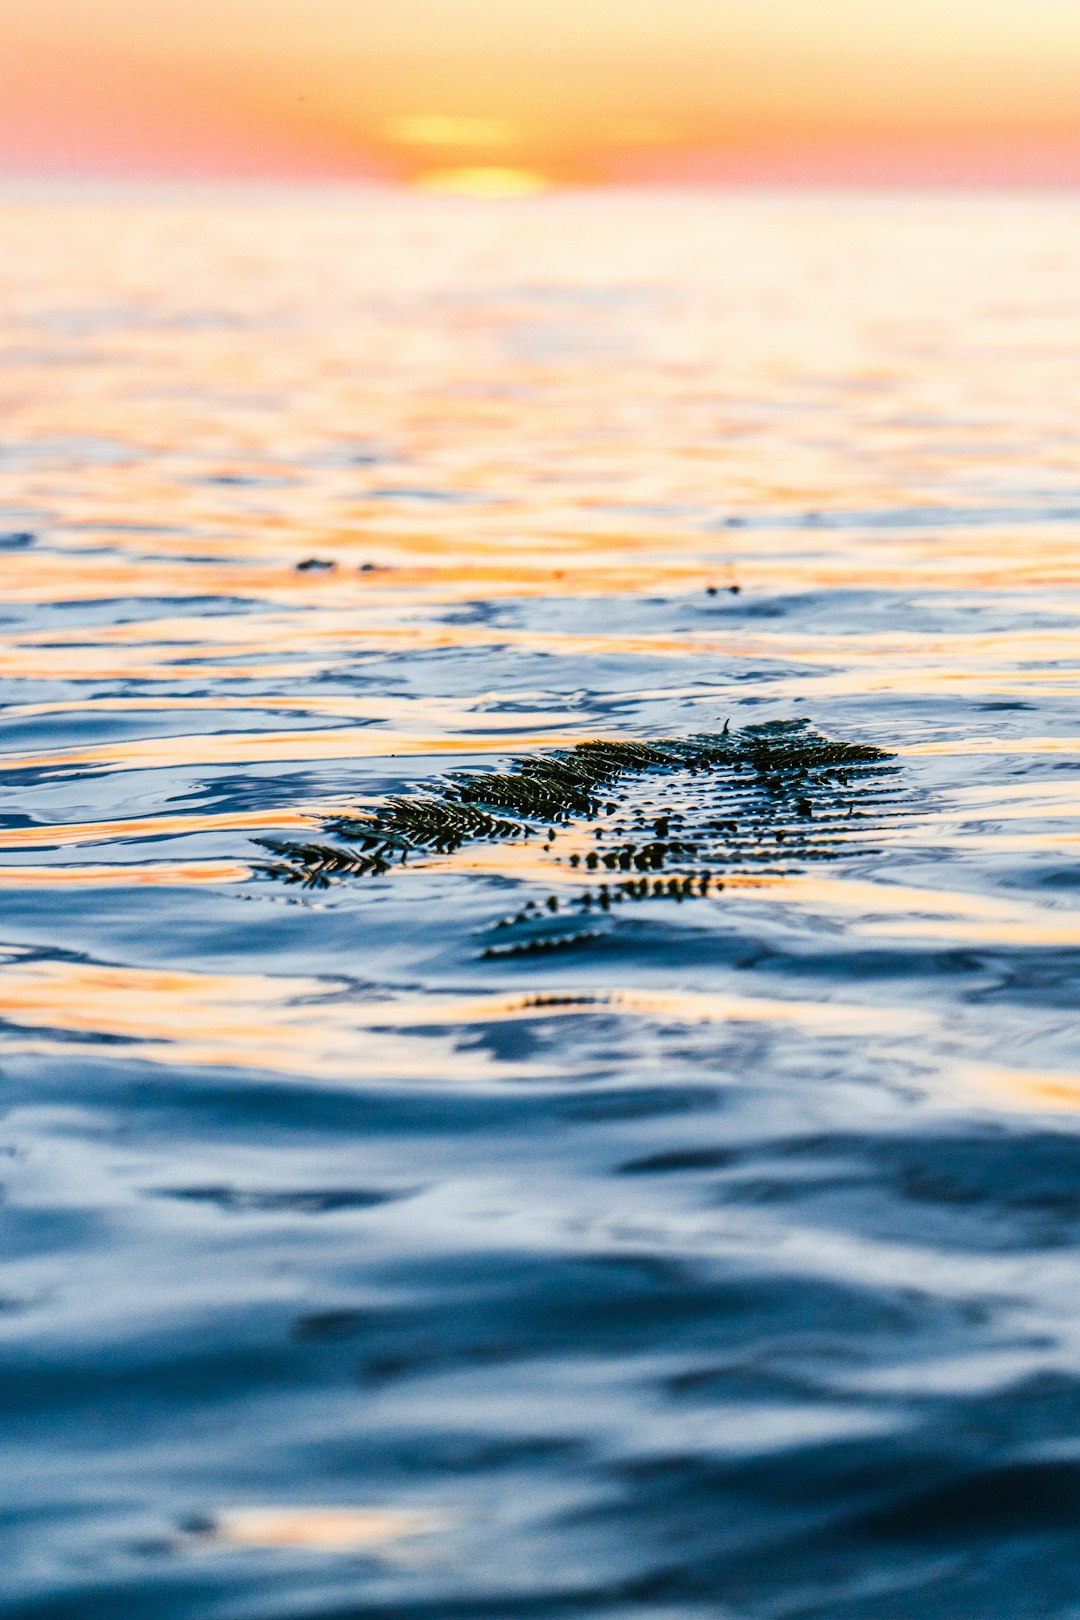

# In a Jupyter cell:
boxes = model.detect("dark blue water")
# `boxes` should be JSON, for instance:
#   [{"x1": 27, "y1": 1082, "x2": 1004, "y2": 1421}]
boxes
[{"x1": 1, "y1": 187, "x2": 1080, "y2": 1619}]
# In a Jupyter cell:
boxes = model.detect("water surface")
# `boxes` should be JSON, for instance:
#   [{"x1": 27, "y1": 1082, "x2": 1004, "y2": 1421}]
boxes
[{"x1": 2, "y1": 187, "x2": 1080, "y2": 1619}]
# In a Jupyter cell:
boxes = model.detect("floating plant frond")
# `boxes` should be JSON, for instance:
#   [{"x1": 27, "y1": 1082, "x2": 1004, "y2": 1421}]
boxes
[
  {"x1": 252, "y1": 720, "x2": 900, "y2": 903},
  {"x1": 254, "y1": 839, "x2": 396, "y2": 885}
]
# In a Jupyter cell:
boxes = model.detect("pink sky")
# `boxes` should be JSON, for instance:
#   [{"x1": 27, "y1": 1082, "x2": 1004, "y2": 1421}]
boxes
[{"x1": 3, "y1": 0, "x2": 1080, "y2": 185}]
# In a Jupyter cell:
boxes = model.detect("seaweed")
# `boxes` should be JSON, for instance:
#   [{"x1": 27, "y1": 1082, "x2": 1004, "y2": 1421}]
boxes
[{"x1": 253, "y1": 719, "x2": 899, "y2": 905}]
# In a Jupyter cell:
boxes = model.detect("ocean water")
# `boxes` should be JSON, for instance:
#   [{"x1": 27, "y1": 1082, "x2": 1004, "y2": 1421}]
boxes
[{"x1": 1, "y1": 185, "x2": 1079, "y2": 1619}]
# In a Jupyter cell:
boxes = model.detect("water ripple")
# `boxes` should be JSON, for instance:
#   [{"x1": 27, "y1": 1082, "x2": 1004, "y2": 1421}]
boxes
[{"x1": 2, "y1": 188, "x2": 1080, "y2": 1620}]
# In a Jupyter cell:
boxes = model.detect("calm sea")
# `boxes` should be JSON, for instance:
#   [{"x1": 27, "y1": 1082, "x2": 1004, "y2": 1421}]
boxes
[{"x1": 1, "y1": 186, "x2": 1080, "y2": 1619}]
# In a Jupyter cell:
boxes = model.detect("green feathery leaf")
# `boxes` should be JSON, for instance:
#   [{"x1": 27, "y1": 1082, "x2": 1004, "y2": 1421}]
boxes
[{"x1": 252, "y1": 719, "x2": 899, "y2": 894}]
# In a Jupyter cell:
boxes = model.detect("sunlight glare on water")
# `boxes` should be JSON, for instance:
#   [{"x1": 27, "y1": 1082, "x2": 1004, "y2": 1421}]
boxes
[{"x1": 1, "y1": 185, "x2": 1080, "y2": 1619}]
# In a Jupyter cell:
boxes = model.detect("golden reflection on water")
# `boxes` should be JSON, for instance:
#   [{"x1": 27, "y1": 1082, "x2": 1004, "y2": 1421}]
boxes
[
  {"x1": 0, "y1": 862, "x2": 249, "y2": 886},
  {"x1": 190, "y1": 1506, "x2": 453, "y2": 1554},
  {"x1": 2, "y1": 604, "x2": 1076, "y2": 712},
  {"x1": 0, "y1": 808, "x2": 319, "y2": 851},
  {"x1": 956, "y1": 1063, "x2": 1080, "y2": 1113},
  {"x1": 2, "y1": 696, "x2": 575, "y2": 728},
  {"x1": 728, "y1": 873, "x2": 1080, "y2": 947},
  {"x1": 0, "y1": 960, "x2": 524, "y2": 1082},
  {"x1": 4, "y1": 536, "x2": 1080, "y2": 610},
  {"x1": 0, "y1": 727, "x2": 586, "y2": 777},
  {"x1": 0, "y1": 191, "x2": 1078, "y2": 1103},
  {"x1": 423, "y1": 847, "x2": 1080, "y2": 950},
  {"x1": 0, "y1": 953, "x2": 921, "y2": 1080},
  {"x1": 903, "y1": 737, "x2": 1080, "y2": 756}
]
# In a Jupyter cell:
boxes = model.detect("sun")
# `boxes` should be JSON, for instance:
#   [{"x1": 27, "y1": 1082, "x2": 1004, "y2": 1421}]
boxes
[{"x1": 411, "y1": 166, "x2": 551, "y2": 198}]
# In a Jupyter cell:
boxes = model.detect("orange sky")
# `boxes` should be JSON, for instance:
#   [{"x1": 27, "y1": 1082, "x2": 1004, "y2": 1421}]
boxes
[{"x1": 3, "y1": 0, "x2": 1080, "y2": 186}]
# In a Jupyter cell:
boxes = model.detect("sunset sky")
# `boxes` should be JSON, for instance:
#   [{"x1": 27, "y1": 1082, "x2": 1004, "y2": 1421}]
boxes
[{"x1": 3, "y1": 0, "x2": 1080, "y2": 187}]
